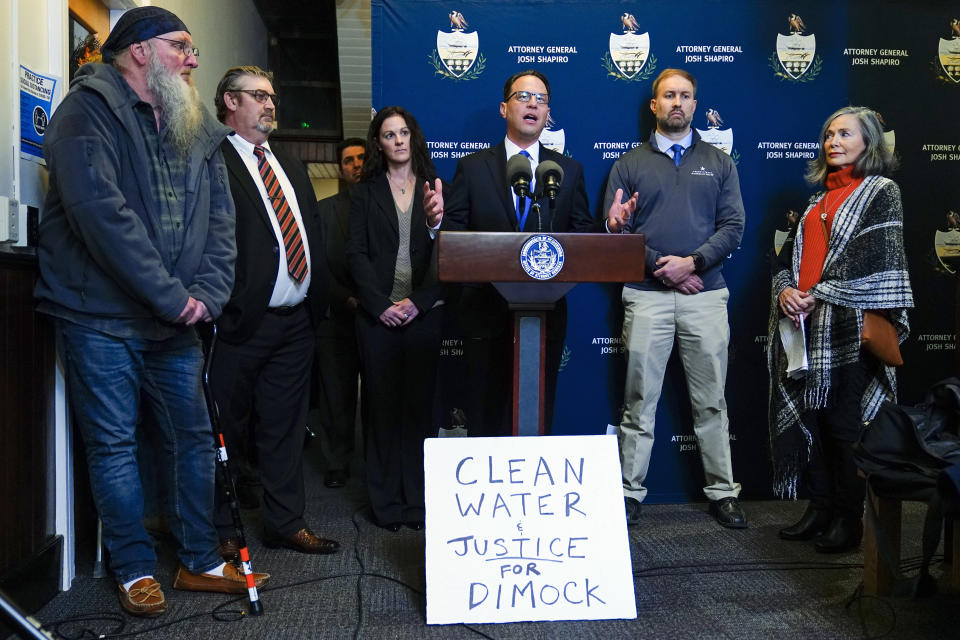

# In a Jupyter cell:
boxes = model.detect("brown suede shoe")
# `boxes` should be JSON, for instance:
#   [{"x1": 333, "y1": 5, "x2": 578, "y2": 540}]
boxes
[
  {"x1": 263, "y1": 527, "x2": 340, "y2": 554},
  {"x1": 118, "y1": 577, "x2": 167, "y2": 617},
  {"x1": 172, "y1": 562, "x2": 269, "y2": 594},
  {"x1": 218, "y1": 537, "x2": 241, "y2": 564}
]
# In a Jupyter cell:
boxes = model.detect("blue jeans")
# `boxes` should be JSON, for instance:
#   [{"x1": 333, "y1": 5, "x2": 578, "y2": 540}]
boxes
[{"x1": 56, "y1": 319, "x2": 222, "y2": 584}]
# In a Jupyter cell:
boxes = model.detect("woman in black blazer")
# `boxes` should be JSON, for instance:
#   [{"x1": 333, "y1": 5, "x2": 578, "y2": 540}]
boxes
[{"x1": 346, "y1": 106, "x2": 446, "y2": 531}]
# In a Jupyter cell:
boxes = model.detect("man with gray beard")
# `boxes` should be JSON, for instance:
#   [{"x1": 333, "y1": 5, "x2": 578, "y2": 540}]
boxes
[{"x1": 35, "y1": 7, "x2": 267, "y2": 618}]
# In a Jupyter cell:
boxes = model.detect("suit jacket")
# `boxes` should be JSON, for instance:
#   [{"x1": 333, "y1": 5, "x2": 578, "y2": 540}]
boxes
[
  {"x1": 442, "y1": 141, "x2": 594, "y2": 338},
  {"x1": 316, "y1": 190, "x2": 358, "y2": 337},
  {"x1": 217, "y1": 139, "x2": 325, "y2": 344},
  {"x1": 346, "y1": 173, "x2": 444, "y2": 319}
]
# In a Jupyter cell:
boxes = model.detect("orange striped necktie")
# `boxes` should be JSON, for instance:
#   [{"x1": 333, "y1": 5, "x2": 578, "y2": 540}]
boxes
[{"x1": 253, "y1": 145, "x2": 307, "y2": 283}]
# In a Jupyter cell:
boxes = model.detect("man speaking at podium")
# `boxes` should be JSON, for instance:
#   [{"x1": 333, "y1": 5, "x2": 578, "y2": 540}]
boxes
[{"x1": 432, "y1": 70, "x2": 594, "y2": 437}]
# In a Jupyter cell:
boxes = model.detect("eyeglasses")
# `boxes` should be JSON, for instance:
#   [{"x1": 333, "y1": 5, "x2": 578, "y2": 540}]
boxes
[
  {"x1": 230, "y1": 89, "x2": 279, "y2": 106},
  {"x1": 507, "y1": 90, "x2": 549, "y2": 105},
  {"x1": 153, "y1": 36, "x2": 199, "y2": 58}
]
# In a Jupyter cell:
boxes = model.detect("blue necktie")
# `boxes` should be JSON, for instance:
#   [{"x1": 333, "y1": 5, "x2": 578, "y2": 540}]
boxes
[
  {"x1": 670, "y1": 144, "x2": 684, "y2": 166},
  {"x1": 515, "y1": 149, "x2": 533, "y2": 229}
]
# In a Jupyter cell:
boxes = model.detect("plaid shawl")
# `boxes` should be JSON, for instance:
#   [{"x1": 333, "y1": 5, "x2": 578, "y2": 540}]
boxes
[{"x1": 768, "y1": 176, "x2": 914, "y2": 498}]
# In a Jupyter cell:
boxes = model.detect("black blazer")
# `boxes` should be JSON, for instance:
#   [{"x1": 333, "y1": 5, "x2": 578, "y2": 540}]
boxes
[
  {"x1": 441, "y1": 141, "x2": 594, "y2": 337},
  {"x1": 346, "y1": 173, "x2": 444, "y2": 319},
  {"x1": 315, "y1": 190, "x2": 359, "y2": 337},
  {"x1": 217, "y1": 139, "x2": 325, "y2": 343},
  {"x1": 443, "y1": 141, "x2": 594, "y2": 234}
]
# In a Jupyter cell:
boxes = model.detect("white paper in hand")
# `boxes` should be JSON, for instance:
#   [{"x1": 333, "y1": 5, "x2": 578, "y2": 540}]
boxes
[{"x1": 779, "y1": 315, "x2": 808, "y2": 379}]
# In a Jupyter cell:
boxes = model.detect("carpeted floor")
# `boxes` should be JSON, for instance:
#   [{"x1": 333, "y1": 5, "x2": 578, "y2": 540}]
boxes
[{"x1": 23, "y1": 443, "x2": 958, "y2": 640}]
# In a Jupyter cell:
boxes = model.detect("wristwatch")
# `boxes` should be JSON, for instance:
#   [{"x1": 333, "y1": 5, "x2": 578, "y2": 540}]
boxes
[{"x1": 690, "y1": 252, "x2": 705, "y2": 272}]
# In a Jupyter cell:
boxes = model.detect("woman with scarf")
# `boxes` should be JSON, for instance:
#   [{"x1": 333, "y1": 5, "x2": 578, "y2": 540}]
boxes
[
  {"x1": 768, "y1": 106, "x2": 913, "y2": 553},
  {"x1": 347, "y1": 106, "x2": 446, "y2": 532}
]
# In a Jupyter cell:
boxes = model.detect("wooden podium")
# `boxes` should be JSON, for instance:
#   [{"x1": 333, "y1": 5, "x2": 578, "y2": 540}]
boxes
[{"x1": 437, "y1": 231, "x2": 645, "y2": 437}]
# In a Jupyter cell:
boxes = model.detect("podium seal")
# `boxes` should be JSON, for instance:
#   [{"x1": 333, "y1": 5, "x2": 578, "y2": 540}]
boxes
[{"x1": 520, "y1": 235, "x2": 565, "y2": 280}]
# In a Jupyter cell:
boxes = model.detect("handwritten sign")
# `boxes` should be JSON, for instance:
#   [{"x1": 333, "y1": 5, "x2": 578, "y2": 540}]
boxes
[{"x1": 424, "y1": 435, "x2": 636, "y2": 624}]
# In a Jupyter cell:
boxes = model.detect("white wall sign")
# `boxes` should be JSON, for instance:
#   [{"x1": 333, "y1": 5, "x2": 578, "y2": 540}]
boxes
[{"x1": 424, "y1": 435, "x2": 637, "y2": 625}]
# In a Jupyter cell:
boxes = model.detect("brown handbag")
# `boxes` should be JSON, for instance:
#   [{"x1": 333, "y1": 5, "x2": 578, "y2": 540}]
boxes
[
  {"x1": 861, "y1": 310, "x2": 903, "y2": 366},
  {"x1": 818, "y1": 197, "x2": 903, "y2": 367}
]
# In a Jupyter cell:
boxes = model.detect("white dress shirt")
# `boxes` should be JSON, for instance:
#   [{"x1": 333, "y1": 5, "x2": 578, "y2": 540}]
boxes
[
  {"x1": 504, "y1": 136, "x2": 540, "y2": 197},
  {"x1": 228, "y1": 134, "x2": 311, "y2": 308},
  {"x1": 654, "y1": 129, "x2": 694, "y2": 160}
]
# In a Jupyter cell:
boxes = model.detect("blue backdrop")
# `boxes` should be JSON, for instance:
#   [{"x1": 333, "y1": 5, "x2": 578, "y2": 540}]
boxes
[{"x1": 372, "y1": 0, "x2": 960, "y2": 502}]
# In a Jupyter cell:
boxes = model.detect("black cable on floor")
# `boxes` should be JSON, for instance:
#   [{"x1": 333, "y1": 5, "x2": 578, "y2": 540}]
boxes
[
  {"x1": 351, "y1": 506, "x2": 368, "y2": 640},
  {"x1": 39, "y1": 533, "x2": 948, "y2": 640},
  {"x1": 346, "y1": 507, "x2": 496, "y2": 639},
  {"x1": 844, "y1": 583, "x2": 897, "y2": 640}
]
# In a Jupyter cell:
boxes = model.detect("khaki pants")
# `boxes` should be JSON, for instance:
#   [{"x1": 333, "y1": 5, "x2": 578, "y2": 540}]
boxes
[{"x1": 618, "y1": 286, "x2": 741, "y2": 502}]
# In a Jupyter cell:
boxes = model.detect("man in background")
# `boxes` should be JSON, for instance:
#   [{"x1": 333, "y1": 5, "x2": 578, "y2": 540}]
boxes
[{"x1": 314, "y1": 138, "x2": 366, "y2": 488}]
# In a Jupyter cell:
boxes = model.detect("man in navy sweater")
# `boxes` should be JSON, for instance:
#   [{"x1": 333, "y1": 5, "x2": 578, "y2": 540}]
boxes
[{"x1": 604, "y1": 68, "x2": 747, "y2": 529}]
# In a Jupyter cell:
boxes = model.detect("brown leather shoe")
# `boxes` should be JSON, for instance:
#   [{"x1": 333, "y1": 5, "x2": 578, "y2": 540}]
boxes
[
  {"x1": 263, "y1": 527, "x2": 339, "y2": 554},
  {"x1": 172, "y1": 562, "x2": 269, "y2": 594},
  {"x1": 118, "y1": 577, "x2": 167, "y2": 617},
  {"x1": 219, "y1": 537, "x2": 241, "y2": 564}
]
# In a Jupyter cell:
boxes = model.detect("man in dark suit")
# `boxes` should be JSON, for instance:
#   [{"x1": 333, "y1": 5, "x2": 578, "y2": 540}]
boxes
[
  {"x1": 210, "y1": 66, "x2": 338, "y2": 556},
  {"x1": 314, "y1": 138, "x2": 366, "y2": 488},
  {"x1": 434, "y1": 70, "x2": 595, "y2": 437}
]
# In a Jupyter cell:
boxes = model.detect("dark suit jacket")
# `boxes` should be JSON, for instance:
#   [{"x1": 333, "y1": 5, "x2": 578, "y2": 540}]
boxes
[
  {"x1": 441, "y1": 141, "x2": 594, "y2": 338},
  {"x1": 217, "y1": 139, "x2": 325, "y2": 344},
  {"x1": 316, "y1": 190, "x2": 357, "y2": 337},
  {"x1": 346, "y1": 173, "x2": 444, "y2": 319}
]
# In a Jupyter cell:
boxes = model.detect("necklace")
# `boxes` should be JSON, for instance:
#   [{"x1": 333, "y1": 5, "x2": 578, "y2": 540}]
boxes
[
  {"x1": 818, "y1": 181, "x2": 856, "y2": 222},
  {"x1": 817, "y1": 180, "x2": 858, "y2": 244},
  {"x1": 387, "y1": 172, "x2": 413, "y2": 195}
]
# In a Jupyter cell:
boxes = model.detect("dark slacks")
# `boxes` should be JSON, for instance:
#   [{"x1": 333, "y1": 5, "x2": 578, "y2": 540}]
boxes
[
  {"x1": 355, "y1": 306, "x2": 442, "y2": 524},
  {"x1": 315, "y1": 317, "x2": 361, "y2": 472},
  {"x1": 800, "y1": 355, "x2": 873, "y2": 518},
  {"x1": 210, "y1": 305, "x2": 314, "y2": 538}
]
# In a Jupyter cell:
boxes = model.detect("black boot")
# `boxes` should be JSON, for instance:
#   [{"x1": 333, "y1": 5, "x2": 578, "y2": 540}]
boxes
[
  {"x1": 814, "y1": 440, "x2": 865, "y2": 553},
  {"x1": 814, "y1": 515, "x2": 863, "y2": 553},
  {"x1": 779, "y1": 503, "x2": 831, "y2": 541}
]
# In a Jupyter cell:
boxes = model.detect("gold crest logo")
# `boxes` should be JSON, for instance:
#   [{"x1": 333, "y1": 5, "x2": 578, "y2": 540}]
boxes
[
  {"x1": 430, "y1": 10, "x2": 485, "y2": 81},
  {"x1": 936, "y1": 19, "x2": 960, "y2": 83},
  {"x1": 770, "y1": 14, "x2": 822, "y2": 82},
  {"x1": 603, "y1": 12, "x2": 657, "y2": 82}
]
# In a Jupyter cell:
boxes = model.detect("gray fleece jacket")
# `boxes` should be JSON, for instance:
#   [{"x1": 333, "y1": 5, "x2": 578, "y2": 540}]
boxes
[
  {"x1": 603, "y1": 129, "x2": 745, "y2": 291},
  {"x1": 35, "y1": 63, "x2": 236, "y2": 334}
]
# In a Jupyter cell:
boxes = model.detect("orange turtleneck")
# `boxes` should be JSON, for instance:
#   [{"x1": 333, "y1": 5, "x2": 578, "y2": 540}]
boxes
[{"x1": 797, "y1": 165, "x2": 864, "y2": 292}]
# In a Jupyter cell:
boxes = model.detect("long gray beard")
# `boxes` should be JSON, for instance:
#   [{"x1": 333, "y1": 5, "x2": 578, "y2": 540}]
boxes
[{"x1": 145, "y1": 46, "x2": 203, "y2": 156}]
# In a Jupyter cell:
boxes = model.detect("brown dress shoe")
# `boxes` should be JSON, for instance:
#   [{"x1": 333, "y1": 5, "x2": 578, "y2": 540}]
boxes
[
  {"x1": 172, "y1": 562, "x2": 269, "y2": 594},
  {"x1": 264, "y1": 527, "x2": 339, "y2": 554},
  {"x1": 219, "y1": 537, "x2": 241, "y2": 564},
  {"x1": 118, "y1": 577, "x2": 167, "y2": 617}
]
